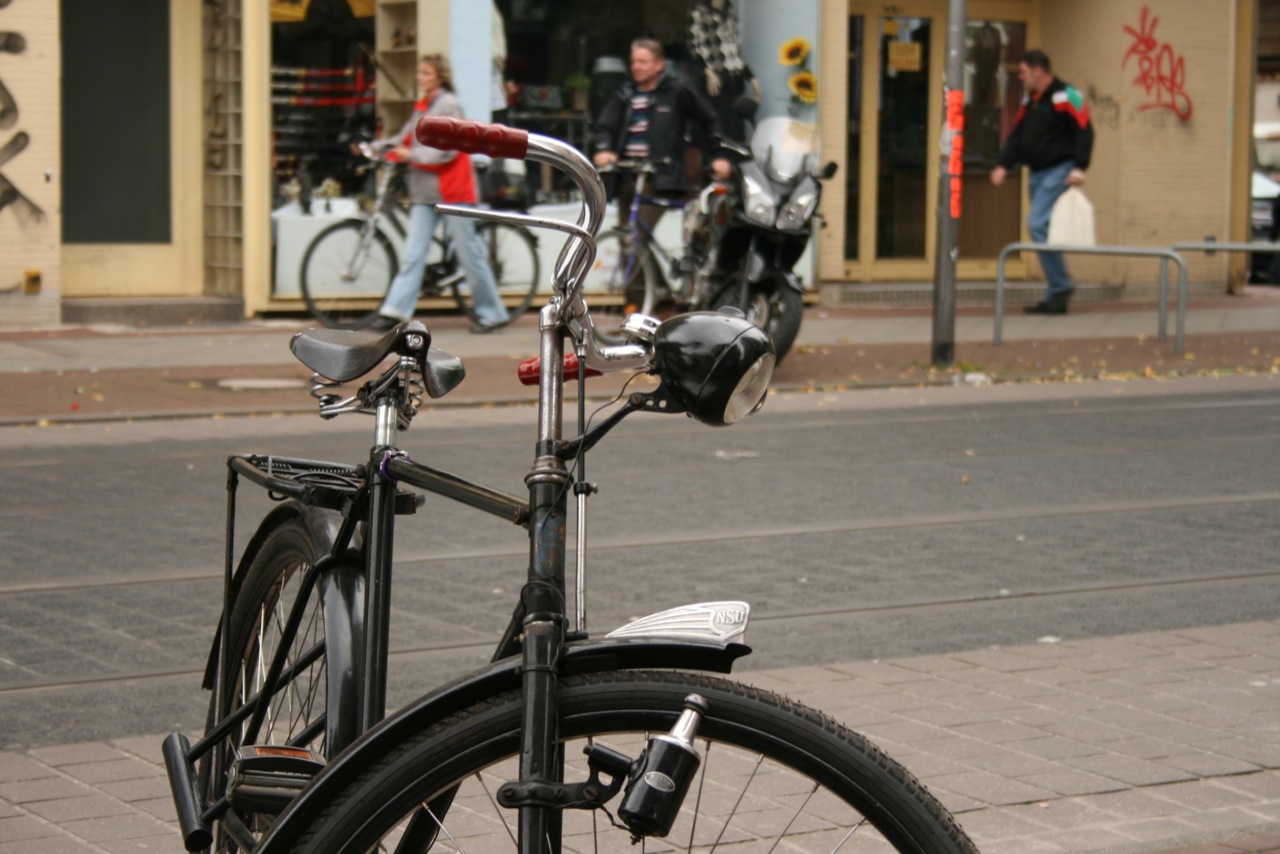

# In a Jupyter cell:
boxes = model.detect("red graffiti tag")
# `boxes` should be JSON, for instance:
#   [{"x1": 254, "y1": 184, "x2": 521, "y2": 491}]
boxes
[{"x1": 1122, "y1": 6, "x2": 1192, "y2": 121}]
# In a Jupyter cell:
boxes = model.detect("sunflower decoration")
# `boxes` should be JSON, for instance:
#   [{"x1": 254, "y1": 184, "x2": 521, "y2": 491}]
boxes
[
  {"x1": 779, "y1": 36, "x2": 818, "y2": 115},
  {"x1": 779, "y1": 37, "x2": 810, "y2": 67},
  {"x1": 789, "y1": 70, "x2": 818, "y2": 104}
]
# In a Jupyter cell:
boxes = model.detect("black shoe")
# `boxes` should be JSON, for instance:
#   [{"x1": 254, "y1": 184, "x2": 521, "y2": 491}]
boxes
[
  {"x1": 1023, "y1": 295, "x2": 1070, "y2": 315},
  {"x1": 469, "y1": 320, "x2": 502, "y2": 334},
  {"x1": 368, "y1": 315, "x2": 402, "y2": 331}
]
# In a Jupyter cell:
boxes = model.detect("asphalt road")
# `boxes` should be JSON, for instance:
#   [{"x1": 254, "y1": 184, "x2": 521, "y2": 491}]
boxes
[{"x1": 0, "y1": 375, "x2": 1277, "y2": 751}]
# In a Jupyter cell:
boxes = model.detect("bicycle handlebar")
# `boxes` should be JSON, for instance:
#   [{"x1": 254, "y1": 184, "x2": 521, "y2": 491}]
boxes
[
  {"x1": 416, "y1": 116, "x2": 530, "y2": 160},
  {"x1": 415, "y1": 116, "x2": 649, "y2": 377}
]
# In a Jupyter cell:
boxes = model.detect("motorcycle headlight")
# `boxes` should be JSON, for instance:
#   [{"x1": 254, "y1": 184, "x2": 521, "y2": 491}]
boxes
[
  {"x1": 776, "y1": 181, "x2": 819, "y2": 230},
  {"x1": 652, "y1": 310, "x2": 776, "y2": 426},
  {"x1": 741, "y1": 172, "x2": 776, "y2": 227}
]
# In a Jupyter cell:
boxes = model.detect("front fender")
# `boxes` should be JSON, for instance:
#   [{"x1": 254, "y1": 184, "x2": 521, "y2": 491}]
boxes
[
  {"x1": 201, "y1": 500, "x2": 344, "y2": 691},
  {"x1": 257, "y1": 638, "x2": 750, "y2": 852}
]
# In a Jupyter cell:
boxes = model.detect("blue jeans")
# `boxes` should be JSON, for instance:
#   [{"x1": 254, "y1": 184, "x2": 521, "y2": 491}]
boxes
[
  {"x1": 1027, "y1": 159, "x2": 1076, "y2": 300},
  {"x1": 380, "y1": 204, "x2": 510, "y2": 325}
]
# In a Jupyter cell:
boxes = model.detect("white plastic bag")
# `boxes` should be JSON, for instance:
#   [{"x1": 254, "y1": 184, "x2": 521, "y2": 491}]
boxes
[{"x1": 1047, "y1": 187, "x2": 1095, "y2": 246}]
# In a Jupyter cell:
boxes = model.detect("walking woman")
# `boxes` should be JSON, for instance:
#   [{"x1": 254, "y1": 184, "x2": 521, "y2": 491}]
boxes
[{"x1": 371, "y1": 53, "x2": 510, "y2": 332}]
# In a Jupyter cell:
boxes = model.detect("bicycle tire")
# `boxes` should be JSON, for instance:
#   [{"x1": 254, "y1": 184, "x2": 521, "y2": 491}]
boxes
[
  {"x1": 582, "y1": 228, "x2": 659, "y2": 315},
  {"x1": 279, "y1": 670, "x2": 978, "y2": 854},
  {"x1": 450, "y1": 222, "x2": 540, "y2": 328},
  {"x1": 300, "y1": 219, "x2": 396, "y2": 329},
  {"x1": 202, "y1": 516, "x2": 330, "y2": 852}
]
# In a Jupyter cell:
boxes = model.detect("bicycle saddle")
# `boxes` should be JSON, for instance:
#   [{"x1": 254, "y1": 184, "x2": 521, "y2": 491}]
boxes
[{"x1": 290, "y1": 321, "x2": 466, "y2": 399}]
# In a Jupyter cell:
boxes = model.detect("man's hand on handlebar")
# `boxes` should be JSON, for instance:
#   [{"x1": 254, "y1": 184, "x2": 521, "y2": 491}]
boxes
[{"x1": 593, "y1": 150, "x2": 618, "y2": 169}]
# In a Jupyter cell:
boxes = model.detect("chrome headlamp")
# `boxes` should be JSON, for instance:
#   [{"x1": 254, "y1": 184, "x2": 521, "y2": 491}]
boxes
[
  {"x1": 776, "y1": 178, "x2": 819, "y2": 230},
  {"x1": 741, "y1": 170, "x2": 776, "y2": 227},
  {"x1": 651, "y1": 309, "x2": 775, "y2": 426}
]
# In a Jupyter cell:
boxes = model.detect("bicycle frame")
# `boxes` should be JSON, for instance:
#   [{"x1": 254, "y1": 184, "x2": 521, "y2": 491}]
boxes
[{"x1": 167, "y1": 121, "x2": 770, "y2": 854}]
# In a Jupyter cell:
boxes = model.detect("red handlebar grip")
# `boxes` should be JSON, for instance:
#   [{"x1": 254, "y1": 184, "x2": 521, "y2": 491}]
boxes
[
  {"x1": 415, "y1": 116, "x2": 530, "y2": 160},
  {"x1": 518, "y1": 354, "x2": 603, "y2": 386}
]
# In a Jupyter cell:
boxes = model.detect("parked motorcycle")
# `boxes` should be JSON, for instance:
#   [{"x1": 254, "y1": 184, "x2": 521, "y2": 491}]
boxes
[{"x1": 677, "y1": 111, "x2": 837, "y2": 362}]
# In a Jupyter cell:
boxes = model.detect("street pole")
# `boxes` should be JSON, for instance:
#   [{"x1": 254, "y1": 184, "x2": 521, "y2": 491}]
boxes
[{"x1": 931, "y1": 0, "x2": 967, "y2": 367}]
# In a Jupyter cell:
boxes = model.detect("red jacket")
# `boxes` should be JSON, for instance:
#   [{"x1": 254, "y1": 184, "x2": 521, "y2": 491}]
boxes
[{"x1": 384, "y1": 90, "x2": 478, "y2": 205}]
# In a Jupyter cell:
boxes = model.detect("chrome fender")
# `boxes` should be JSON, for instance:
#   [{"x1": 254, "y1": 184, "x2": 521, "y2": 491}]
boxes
[{"x1": 256, "y1": 637, "x2": 750, "y2": 852}]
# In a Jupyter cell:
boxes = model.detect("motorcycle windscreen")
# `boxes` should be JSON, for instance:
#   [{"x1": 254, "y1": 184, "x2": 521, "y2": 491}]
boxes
[{"x1": 749, "y1": 118, "x2": 818, "y2": 184}]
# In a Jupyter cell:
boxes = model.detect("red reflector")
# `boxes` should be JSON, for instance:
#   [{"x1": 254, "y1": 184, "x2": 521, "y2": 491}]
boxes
[
  {"x1": 247, "y1": 746, "x2": 314, "y2": 760},
  {"x1": 517, "y1": 354, "x2": 603, "y2": 386}
]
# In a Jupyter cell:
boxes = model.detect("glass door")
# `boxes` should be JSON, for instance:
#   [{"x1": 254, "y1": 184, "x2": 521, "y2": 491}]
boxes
[
  {"x1": 876, "y1": 15, "x2": 931, "y2": 260},
  {"x1": 843, "y1": 3, "x2": 1030, "y2": 278}
]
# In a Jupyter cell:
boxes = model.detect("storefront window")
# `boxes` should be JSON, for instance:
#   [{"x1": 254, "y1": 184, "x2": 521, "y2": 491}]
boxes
[
  {"x1": 269, "y1": 0, "x2": 377, "y2": 209},
  {"x1": 64, "y1": 0, "x2": 172, "y2": 243}
]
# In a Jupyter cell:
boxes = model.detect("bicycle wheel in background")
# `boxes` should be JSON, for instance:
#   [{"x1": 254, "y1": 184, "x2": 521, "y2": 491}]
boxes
[
  {"x1": 581, "y1": 228, "x2": 659, "y2": 316},
  {"x1": 451, "y1": 222, "x2": 540, "y2": 328},
  {"x1": 275, "y1": 671, "x2": 978, "y2": 854},
  {"x1": 300, "y1": 219, "x2": 396, "y2": 329},
  {"x1": 201, "y1": 516, "x2": 333, "y2": 852}
]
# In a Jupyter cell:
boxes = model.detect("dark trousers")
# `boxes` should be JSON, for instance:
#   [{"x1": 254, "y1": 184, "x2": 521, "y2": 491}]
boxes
[{"x1": 614, "y1": 173, "x2": 686, "y2": 307}]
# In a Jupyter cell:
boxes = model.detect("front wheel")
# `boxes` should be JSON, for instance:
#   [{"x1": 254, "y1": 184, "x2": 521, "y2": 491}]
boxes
[
  {"x1": 300, "y1": 219, "x2": 397, "y2": 329},
  {"x1": 277, "y1": 671, "x2": 978, "y2": 854},
  {"x1": 712, "y1": 280, "x2": 805, "y2": 363},
  {"x1": 450, "y1": 222, "x2": 540, "y2": 328}
]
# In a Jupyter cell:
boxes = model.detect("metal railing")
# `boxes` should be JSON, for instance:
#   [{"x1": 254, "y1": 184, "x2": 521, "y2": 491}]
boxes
[
  {"x1": 996, "y1": 240, "x2": 1280, "y2": 358},
  {"x1": 994, "y1": 242, "x2": 1189, "y2": 356}
]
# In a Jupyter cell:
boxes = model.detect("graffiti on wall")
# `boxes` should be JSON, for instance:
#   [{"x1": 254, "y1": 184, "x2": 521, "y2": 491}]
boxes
[
  {"x1": 1085, "y1": 86, "x2": 1121, "y2": 131},
  {"x1": 1122, "y1": 6, "x2": 1193, "y2": 122},
  {"x1": 0, "y1": 10, "x2": 44, "y2": 226}
]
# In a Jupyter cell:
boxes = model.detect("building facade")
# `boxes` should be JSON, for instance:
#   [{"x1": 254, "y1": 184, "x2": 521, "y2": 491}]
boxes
[{"x1": 0, "y1": 0, "x2": 1259, "y2": 326}]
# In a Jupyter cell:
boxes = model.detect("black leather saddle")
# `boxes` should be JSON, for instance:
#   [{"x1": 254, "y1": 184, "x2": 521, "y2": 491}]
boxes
[{"x1": 289, "y1": 321, "x2": 465, "y2": 400}]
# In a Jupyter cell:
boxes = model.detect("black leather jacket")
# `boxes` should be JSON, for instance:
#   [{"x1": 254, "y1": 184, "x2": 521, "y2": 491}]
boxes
[{"x1": 592, "y1": 72, "x2": 723, "y2": 194}]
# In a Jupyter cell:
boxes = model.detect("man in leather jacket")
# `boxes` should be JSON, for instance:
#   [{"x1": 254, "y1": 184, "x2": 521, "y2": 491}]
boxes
[{"x1": 592, "y1": 38, "x2": 731, "y2": 312}]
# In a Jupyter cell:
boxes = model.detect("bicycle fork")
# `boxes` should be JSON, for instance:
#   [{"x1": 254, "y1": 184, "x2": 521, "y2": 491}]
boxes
[{"x1": 490, "y1": 305, "x2": 713, "y2": 852}]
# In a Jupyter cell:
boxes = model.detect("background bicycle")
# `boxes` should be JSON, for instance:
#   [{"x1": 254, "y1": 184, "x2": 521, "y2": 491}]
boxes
[
  {"x1": 582, "y1": 161, "x2": 691, "y2": 317},
  {"x1": 299, "y1": 144, "x2": 540, "y2": 329}
]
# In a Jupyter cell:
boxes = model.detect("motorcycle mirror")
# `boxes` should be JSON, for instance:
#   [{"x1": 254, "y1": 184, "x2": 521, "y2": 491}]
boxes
[
  {"x1": 731, "y1": 95, "x2": 760, "y2": 120},
  {"x1": 820, "y1": 161, "x2": 839, "y2": 180},
  {"x1": 649, "y1": 309, "x2": 775, "y2": 427}
]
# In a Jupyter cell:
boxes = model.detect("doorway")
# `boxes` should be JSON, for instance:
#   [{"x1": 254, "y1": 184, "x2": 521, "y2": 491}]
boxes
[{"x1": 842, "y1": 2, "x2": 1029, "y2": 281}]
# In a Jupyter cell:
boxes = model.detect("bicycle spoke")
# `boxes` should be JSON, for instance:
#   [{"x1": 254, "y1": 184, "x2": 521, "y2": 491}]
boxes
[
  {"x1": 475, "y1": 770, "x2": 518, "y2": 848},
  {"x1": 685, "y1": 740, "x2": 710, "y2": 854},
  {"x1": 408, "y1": 804, "x2": 464, "y2": 854},
  {"x1": 706, "y1": 751, "x2": 764, "y2": 851},
  {"x1": 831, "y1": 820, "x2": 867, "y2": 853},
  {"x1": 764, "y1": 781, "x2": 819, "y2": 854}
]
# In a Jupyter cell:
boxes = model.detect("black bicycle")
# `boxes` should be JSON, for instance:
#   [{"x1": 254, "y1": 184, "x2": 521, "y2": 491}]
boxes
[
  {"x1": 164, "y1": 118, "x2": 978, "y2": 854},
  {"x1": 300, "y1": 143, "x2": 540, "y2": 329}
]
